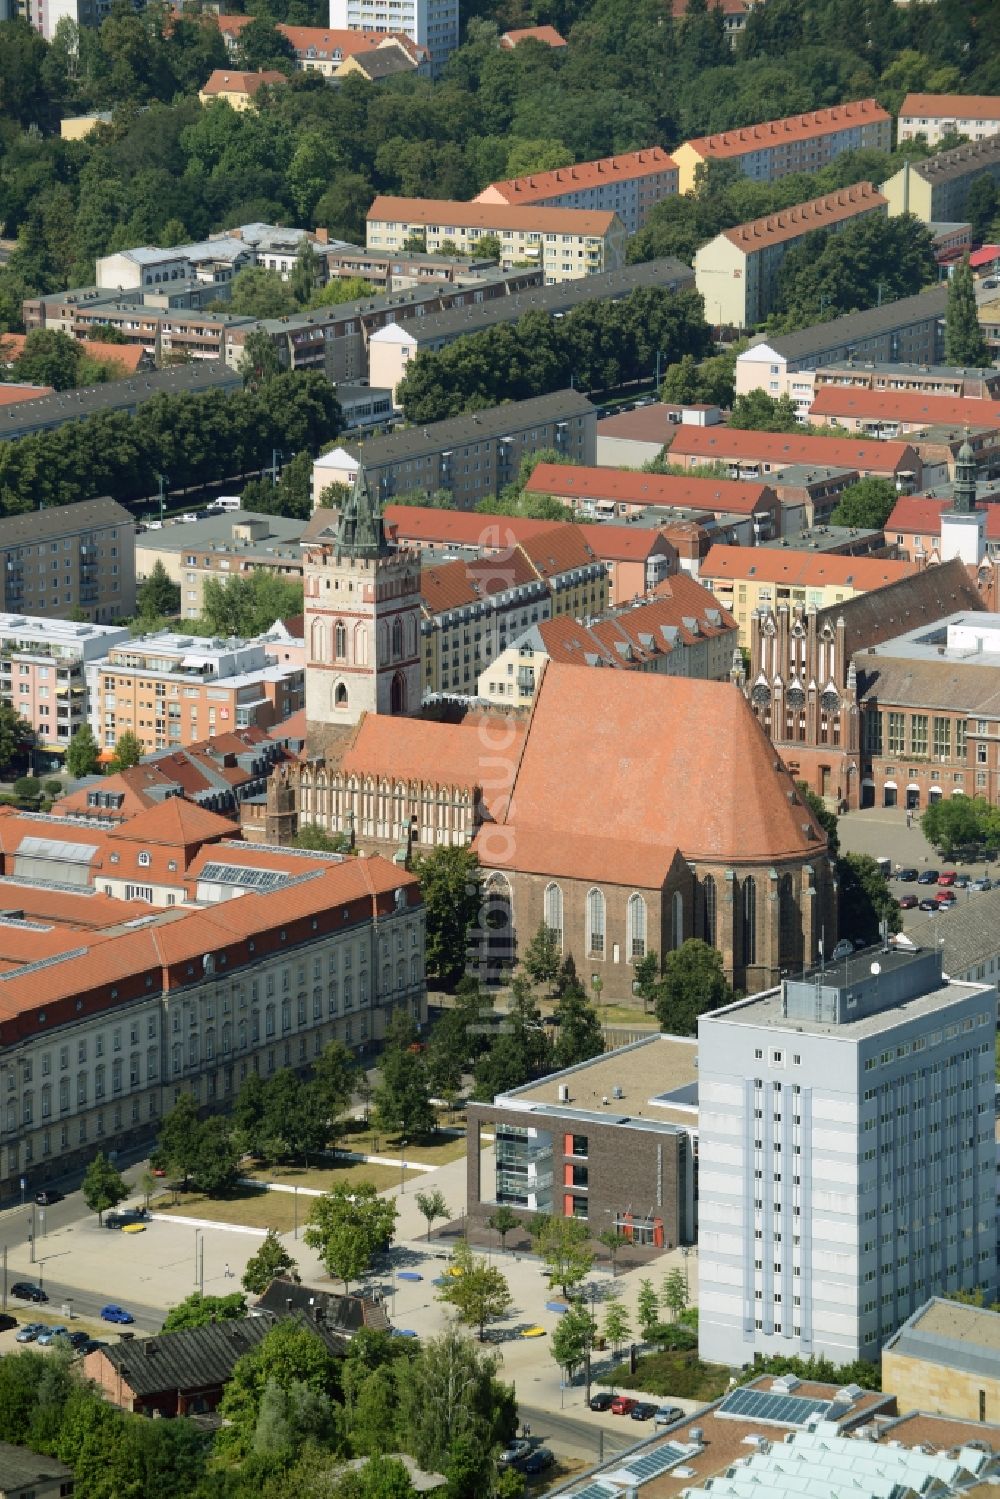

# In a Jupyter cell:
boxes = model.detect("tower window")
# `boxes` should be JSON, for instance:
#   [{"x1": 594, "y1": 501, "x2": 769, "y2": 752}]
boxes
[
  {"x1": 335, "y1": 621, "x2": 347, "y2": 660},
  {"x1": 335, "y1": 683, "x2": 348, "y2": 708}
]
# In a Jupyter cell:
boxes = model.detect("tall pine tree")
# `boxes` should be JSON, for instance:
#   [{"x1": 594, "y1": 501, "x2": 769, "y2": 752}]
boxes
[{"x1": 945, "y1": 256, "x2": 989, "y2": 366}]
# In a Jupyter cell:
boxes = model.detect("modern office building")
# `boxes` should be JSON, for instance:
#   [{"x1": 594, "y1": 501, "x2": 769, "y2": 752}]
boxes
[
  {"x1": 0, "y1": 499, "x2": 135, "y2": 624},
  {"x1": 898, "y1": 93, "x2": 1000, "y2": 147},
  {"x1": 694, "y1": 183, "x2": 887, "y2": 329},
  {"x1": 698, "y1": 943, "x2": 998, "y2": 1367},
  {"x1": 882, "y1": 137, "x2": 1000, "y2": 225},
  {"x1": 673, "y1": 98, "x2": 891, "y2": 194},
  {"x1": 328, "y1": 0, "x2": 458, "y2": 71}
]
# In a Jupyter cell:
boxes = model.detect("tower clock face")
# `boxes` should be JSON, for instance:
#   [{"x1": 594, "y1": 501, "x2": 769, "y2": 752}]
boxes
[
  {"x1": 820, "y1": 688, "x2": 839, "y2": 713},
  {"x1": 751, "y1": 683, "x2": 771, "y2": 707},
  {"x1": 787, "y1": 685, "x2": 805, "y2": 709}
]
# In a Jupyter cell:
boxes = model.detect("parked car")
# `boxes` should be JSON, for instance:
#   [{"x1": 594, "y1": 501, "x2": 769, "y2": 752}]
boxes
[
  {"x1": 899, "y1": 894, "x2": 919, "y2": 909},
  {"x1": 589, "y1": 1393, "x2": 614, "y2": 1412},
  {"x1": 10, "y1": 1282, "x2": 47, "y2": 1303},
  {"x1": 953, "y1": 874, "x2": 971, "y2": 888},
  {"x1": 100, "y1": 1304, "x2": 134, "y2": 1324},
  {"x1": 918, "y1": 898, "x2": 941, "y2": 912},
  {"x1": 971, "y1": 877, "x2": 993, "y2": 892},
  {"x1": 36, "y1": 1325, "x2": 68, "y2": 1346},
  {"x1": 65, "y1": 1330, "x2": 90, "y2": 1349},
  {"x1": 831, "y1": 938, "x2": 854, "y2": 960},
  {"x1": 15, "y1": 1323, "x2": 44, "y2": 1343},
  {"x1": 611, "y1": 1396, "x2": 637, "y2": 1416},
  {"x1": 916, "y1": 870, "x2": 940, "y2": 885},
  {"x1": 522, "y1": 1448, "x2": 554, "y2": 1474},
  {"x1": 897, "y1": 868, "x2": 919, "y2": 882},
  {"x1": 936, "y1": 891, "x2": 957, "y2": 906},
  {"x1": 77, "y1": 1339, "x2": 106, "y2": 1356},
  {"x1": 655, "y1": 1406, "x2": 684, "y2": 1426},
  {"x1": 631, "y1": 1403, "x2": 659, "y2": 1421},
  {"x1": 105, "y1": 1209, "x2": 149, "y2": 1230},
  {"x1": 498, "y1": 1440, "x2": 532, "y2": 1468},
  {"x1": 0, "y1": 1314, "x2": 16, "y2": 1334},
  {"x1": 34, "y1": 1189, "x2": 62, "y2": 1206},
  {"x1": 937, "y1": 871, "x2": 957, "y2": 887}
]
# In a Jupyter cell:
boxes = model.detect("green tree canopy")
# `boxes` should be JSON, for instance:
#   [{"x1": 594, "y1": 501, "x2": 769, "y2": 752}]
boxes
[
  {"x1": 830, "y1": 476, "x2": 899, "y2": 530},
  {"x1": 108, "y1": 729, "x2": 143, "y2": 773},
  {"x1": 729, "y1": 390, "x2": 802, "y2": 432},
  {"x1": 436, "y1": 1242, "x2": 513, "y2": 1341},
  {"x1": 411, "y1": 843, "x2": 481, "y2": 988},
  {"x1": 533, "y1": 1214, "x2": 594, "y2": 1296},
  {"x1": 922, "y1": 793, "x2": 1000, "y2": 857},
  {"x1": 945, "y1": 255, "x2": 989, "y2": 365},
  {"x1": 242, "y1": 1228, "x2": 299, "y2": 1296},
  {"x1": 552, "y1": 976, "x2": 604, "y2": 1069},
  {"x1": 304, "y1": 1181, "x2": 398, "y2": 1293},
  {"x1": 0, "y1": 703, "x2": 31, "y2": 772},
  {"x1": 836, "y1": 852, "x2": 902, "y2": 944},
  {"x1": 374, "y1": 1011, "x2": 436, "y2": 1139},
  {"x1": 654, "y1": 939, "x2": 734, "y2": 1035},
  {"x1": 550, "y1": 1302, "x2": 596, "y2": 1380},
  {"x1": 163, "y1": 1291, "x2": 247, "y2": 1330},
  {"x1": 136, "y1": 559, "x2": 180, "y2": 619},
  {"x1": 81, "y1": 1150, "x2": 128, "y2": 1224},
  {"x1": 65, "y1": 723, "x2": 99, "y2": 779},
  {"x1": 218, "y1": 1320, "x2": 339, "y2": 1458},
  {"x1": 200, "y1": 570, "x2": 304, "y2": 638},
  {"x1": 771, "y1": 213, "x2": 937, "y2": 330},
  {"x1": 12, "y1": 329, "x2": 83, "y2": 390}
]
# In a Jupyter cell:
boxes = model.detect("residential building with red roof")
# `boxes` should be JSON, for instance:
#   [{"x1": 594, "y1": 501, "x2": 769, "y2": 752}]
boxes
[
  {"x1": 701, "y1": 542, "x2": 920, "y2": 646},
  {"x1": 197, "y1": 70, "x2": 288, "y2": 110},
  {"x1": 694, "y1": 182, "x2": 887, "y2": 328},
  {"x1": 898, "y1": 92, "x2": 1000, "y2": 147},
  {"x1": 0, "y1": 333, "x2": 148, "y2": 377},
  {"x1": 671, "y1": 0, "x2": 751, "y2": 41},
  {"x1": 477, "y1": 573, "x2": 738, "y2": 707},
  {"x1": 419, "y1": 549, "x2": 552, "y2": 695},
  {"x1": 212, "y1": 16, "x2": 430, "y2": 74},
  {"x1": 476, "y1": 148, "x2": 678, "y2": 235},
  {"x1": 365, "y1": 197, "x2": 627, "y2": 284},
  {"x1": 0, "y1": 382, "x2": 53, "y2": 406},
  {"x1": 673, "y1": 97, "x2": 891, "y2": 193},
  {"x1": 666, "y1": 424, "x2": 924, "y2": 486},
  {"x1": 526, "y1": 461, "x2": 783, "y2": 540},
  {"x1": 499, "y1": 25, "x2": 566, "y2": 47},
  {"x1": 813, "y1": 360, "x2": 1000, "y2": 401},
  {"x1": 807, "y1": 386, "x2": 1000, "y2": 437},
  {"x1": 595, "y1": 401, "x2": 722, "y2": 468},
  {"x1": 0, "y1": 847, "x2": 425, "y2": 1202}
]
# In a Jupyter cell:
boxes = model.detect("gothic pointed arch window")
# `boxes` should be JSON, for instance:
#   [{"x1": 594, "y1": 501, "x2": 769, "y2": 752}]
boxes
[
  {"x1": 586, "y1": 887, "x2": 605, "y2": 957},
  {"x1": 405, "y1": 616, "x2": 417, "y2": 656},
  {"x1": 672, "y1": 890, "x2": 684, "y2": 949},
  {"x1": 627, "y1": 893, "x2": 646, "y2": 959},
  {"x1": 392, "y1": 617, "x2": 403, "y2": 660},
  {"x1": 390, "y1": 671, "x2": 406, "y2": 715},
  {"x1": 310, "y1": 618, "x2": 328, "y2": 662},
  {"x1": 378, "y1": 621, "x2": 390, "y2": 659},
  {"x1": 483, "y1": 872, "x2": 514, "y2": 976},
  {"x1": 544, "y1": 882, "x2": 563, "y2": 947},
  {"x1": 354, "y1": 622, "x2": 368, "y2": 665},
  {"x1": 335, "y1": 682, "x2": 348, "y2": 709},
  {"x1": 335, "y1": 620, "x2": 347, "y2": 661},
  {"x1": 742, "y1": 876, "x2": 757, "y2": 967},
  {"x1": 703, "y1": 875, "x2": 717, "y2": 946}
]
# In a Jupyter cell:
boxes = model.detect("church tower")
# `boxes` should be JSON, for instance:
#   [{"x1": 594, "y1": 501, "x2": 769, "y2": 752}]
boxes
[
  {"x1": 940, "y1": 434, "x2": 985, "y2": 567},
  {"x1": 304, "y1": 464, "x2": 422, "y2": 727}
]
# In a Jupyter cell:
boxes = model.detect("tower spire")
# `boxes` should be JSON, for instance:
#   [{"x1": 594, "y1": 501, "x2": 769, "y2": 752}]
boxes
[
  {"x1": 336, "y1": 463, "x2": 389, "y2": 559},
  {"x1": 952, "y1": 429, "x2": 977, "y2": 516}
]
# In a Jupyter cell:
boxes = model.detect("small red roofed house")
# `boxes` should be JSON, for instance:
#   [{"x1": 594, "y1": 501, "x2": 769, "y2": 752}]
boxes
[{"x1": 499, "y1": 25, "x2": 567, "y2": 47}]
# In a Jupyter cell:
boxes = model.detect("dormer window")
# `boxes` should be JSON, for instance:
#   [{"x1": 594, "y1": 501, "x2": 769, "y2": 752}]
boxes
[{"x1": 138, "y1": 852, "x2": 151, "y2": 867}]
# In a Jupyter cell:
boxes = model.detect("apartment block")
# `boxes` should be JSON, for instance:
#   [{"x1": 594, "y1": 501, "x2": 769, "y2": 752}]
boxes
[
  {"x1": 475, "y1": 148, "x2": 678, "y2": 235},
  {"x1": 328, "y1": 0, "x2": 457, "y2": 71},
  {"x1": 898, "y1": 93, "x2": 1000, "y2": 147},
  {"x1": 694, "y1": 183, "x2": 887, "y2": 329},
  {"x1": 419, "y1": 550, "x2": 552, "y2": 696},
  {"x1": 0, "y1": 843, "x2": 425, "y2": 1200},
  {"x1": 366, "y1": 197, "x2": 627, "y2": 284},
  {"x1": 807, "y1": 387, "x2": 1000, "y2": 439},
  {"x1": 698, "y1": 945, "x2": 998, "y2": 1366},
  {"x1": 312, "y1": 390, "x2": 597, "y2": 510},
  {"x1": 0, "y1": 616, "x2": 129, "y2": 765},
  {"x1": 136, "y1": 512, "x2": 306, "y2": 621},
  {"x1": 673, "y1": 98, "x2": 891, "y2": 194},
  {"x1": 0, "y1": 499, "x2": 135, "y2": 625},
  {"x1": 814, "y1": 360, "x2": 1000, "y2": 401},
  {"x1": 92, "y1": 633, "x2": 304, "y2": 755},
  {"x1": 882, "y1": 138, "x2": 1000, "y2": 225},
  {"x1": 527, "y1": 462, "x2": 783, "y2": 540},
  {"x1": 214, "y1": 16, "x2": 430, "y2": 75},
  {"x1": 734, "y1": 286, "x2": 949, "y2": 412}
]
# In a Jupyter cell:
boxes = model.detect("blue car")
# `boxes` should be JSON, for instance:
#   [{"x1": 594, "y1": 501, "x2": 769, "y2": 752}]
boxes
[{"x1": 100, "y1": 1304, "x2": 134, "y2": 1324}]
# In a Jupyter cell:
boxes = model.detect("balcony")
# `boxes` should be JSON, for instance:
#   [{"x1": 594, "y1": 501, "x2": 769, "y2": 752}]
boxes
[{"x1": 496, "y1": 1169, "x2": 552, "y2": 1197}]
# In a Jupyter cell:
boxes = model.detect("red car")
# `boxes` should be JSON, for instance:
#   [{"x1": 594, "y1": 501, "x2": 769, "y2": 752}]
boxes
[
  {"x1": 611, "y1": 1396, "x2": 637, "y2": 1416},
  {"x1": 898, "y1": 894, "x2": 918, "y2": 909},
  {"x1": 936, "y1": 891, "x2": 957, "y2": 906},
  {"x1": 938, "y1": 871, "x2": 957, "y2": 887}
]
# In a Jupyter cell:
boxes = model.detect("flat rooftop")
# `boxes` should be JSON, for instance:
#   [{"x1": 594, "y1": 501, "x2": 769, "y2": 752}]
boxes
[
  {"x1": 868, "y1": 610, "x2": 1000, "y2": 666},
  {"x1": 137, "y1": 512, "x2": 305, "y2": 553},
  {"x1": 495, "y1": 1032, "x2": 698, "y2": 1131},
  {"x1": 760, "y1": 525, "x2": 883, "y2": 552}
]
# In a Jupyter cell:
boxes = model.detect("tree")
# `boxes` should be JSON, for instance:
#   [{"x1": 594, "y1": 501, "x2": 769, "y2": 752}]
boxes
[
  {"x1": 654, "y1": 939, "x2": 734, "y2": 1035},
  {"x1": 662, "y1": 1266, "x2": 689, "y2": 1321},
  {"x1": 312, "y1": 1039, "x2": 358, "y2": 1149},
  {"x1": 289, "y1": 240, "x2": 320, "y2": 307},
  {"x1": 772, "y1": 214, "x2": 937, "y2": 331},
  {"x1": 193, "y1": 1115, "x2": 240, "y2": 1196},
  {"x1": 966, "y1": 176, "x2": 999, "y2": 244},
  {"x1": 374, "y1": 1012, "x2": 436, "y2": 1139},
  {"x1": 228, "y1": 267, "x2": 298, "y2": 321},
  {"x1": 636, "y1": 1278, "x2": 659, "y2": 1339},
  {"x1": 633, "y1": 950, "x2": 662, "y2": 1011},
  {"x1": 415, "y1": 1188, "x2": 450, "y2": 1241},
  {"x1": 0, "y1": 703, "x2": 30, "y2": 772},
  {"x1": 830, "y1": 476, "x2": 900, "y2": 530},
  {"x1": 65, "y1": 724, "x2": 99, "y2": 779},
  {"x1": 81, "y1": 1151, "x2": 127, "y2": 1224},
  {"x1": 534, "y1": 1215, "x2": 593, "y2": 1297},
  {"x1": 136, "y1": 559, "x2": 180, "y2": 620},
  {"x1": 922, "y1": 794, "x2": 998, "y2": 858},
  {"x1": 436, "y1": 1243, "x2": 513, "y2": 1341},
  {"x1": 602, "y1": 1295, "x2": 631, "y2": 1356},
  {"x1": 294, "y1": 823, "x2": 350, "y2": 853},
  {"x1": 239, "y1": 328, "x2": 283, "y2": 392},
  {"x1": 304, "y1": 1181, "x2": 398, "y2": 1293},
  {"x1": 598, "y1": 1228, "x2": 628, "y2": 1279},
  {"x1": 660, "y1": 353, "x2": 701, "y2": 405},
  {"x1": 411, "y1": 844, "x2": 482, "y2": 988},
  {"x1": 336, "y1": 1455, "x2": 420, "y2": 1499},
  {"x1": 243, "y1": 1229, "x2": 300, "y2": 1295},
  {"x1": 550, "y1": 1302, "x2": 596, "y2": 1382},
  {"x1": 236, "y1": 16, "x2": 297, "y2": 72},
  {"x1": 552, "y1": 978, "x2": 604, "y2": 1069},
  {"x1": 200, "y1": 571, "x2": 304, "y2": 639},
  {"x1": 837, "y1": 852, "x2": 902, "y2": 944},
  {"x1": 109, "y1": 730, "x2": 143, "y2": 773},
  {"x1": 12, "y1": 330, "x2": 82, "y2": 391},
  {"x1": 263, "y1": 1068, "x2": 330, "y2": 1164},
  {"x1": 138, "y1": 1169, "x2": 156, "y2": 1210},
  {"x1": 521, "y1": 921, "x2": 561, "y2": 989},
  {"x1": 157, "y1": 1093, "x2": 202, "y2": 1186},
  {"x1": 945, "y1": 255, "x2": 989, "y2": 365},
  {"x1": 219, "y1": 1320, "x2": 339, "y2": 1459},
  {"x1": 308, "y1": 276, "x2": 378, "y2": 310},
  {"x1": 797, "y1": 782, "x2": 840, "y2": 856},
  {"x1": 730, "y1": 390, "x2": 801, "y2": 432},
  {"x1": 398, "y1": 1327, "x2": 516, "y2": 1475},
  {"x1": 473, "y1": 977, "x2": 552, "y2": 1100},
  {"x1": 487, "y1": 1206, "x2": 521, "y2": 1253},
  {"x1": 163, "y1": 1291, "x2": 246, "y2": 1330}
]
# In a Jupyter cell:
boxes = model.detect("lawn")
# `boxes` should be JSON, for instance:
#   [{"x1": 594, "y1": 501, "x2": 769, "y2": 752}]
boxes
[
  {"x1": 335, "y1": 1121, "x2": 471, "y2": 1166},
  {"x1": 597, "y1": 1349, "x2": 730, "y2": 1403},
  {"x1": 153, "y1": 1163, "x2": 419, "y2": 1232},
  {"x1": 248, "y1": 1160, "x2": 420, "y2": 1192}
]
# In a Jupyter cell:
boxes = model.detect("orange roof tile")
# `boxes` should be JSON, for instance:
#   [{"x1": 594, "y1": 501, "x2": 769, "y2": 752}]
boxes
[
  {"x1": 499, "y1": 24, "x2": 567, "y2": 45},
  {"x1": 721, "y1": 182, "x2": 886, "y2": 253},
  {"x1": 484, "y1": 662, "x2": 826, "y2": 868},
  {"x1": 900, "y1": 93, "x2": 1000, "y2": 122},
  {"x1": 0, "y1": 383, "x2": 53, "y2": 405},
  {"x1": 701, "y1": 543, "x2": 919, "y2": 590},
  {"x1": 887, "y1": 493, "x2": 1000, "y2": 541},
  {"x1": 527, "y1": 462, "x2": 777, "y2": 516},
  {"x1": 341, "y1": 716, "x2": 521, "y2": 809},
  {"x1": 533, "y1": 578, "x2": 736, "y2": 670},
  {"x1": 420, "y1": 550, "x2": 539, "y2": 615},
  {"x1": 668, "y1": 426, "x2": 920, "y2": 473},
  {"x1": 0, "y1": 882, "x2": 155, "y2": 930},
  {"x1": 385, "y1": 506, "x2": 556, "y2": 550},
  {"x1": 516, "y1": 523, "x2": 601, "y2": 580},
  {"x1": 367, "y1": 196, "x2": 619, "y2": 237},
  {"x1": 482, "y1": 149, "x2": 677, "y2": 206},
  {"x1": 200, "y1": 69, "x2": 287, "y2": 95},
  {"x1": 576, "y1": 524, "x2": 674, "y2": 562},
  {"x1": 683, "y1": 98, "x2": 891, "y2": 160},
  {"x1": 809, "y1": 387, "x2": 1000, "y2": 427},
  {"x1": 105, "y1": 798, "x2": 239, "y2": 847}
]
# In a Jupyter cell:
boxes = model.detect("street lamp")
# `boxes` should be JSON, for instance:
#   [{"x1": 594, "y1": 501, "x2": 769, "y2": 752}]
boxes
[{"x1": 400, "y1": 1141, "x2": 408, "y2": 1194}]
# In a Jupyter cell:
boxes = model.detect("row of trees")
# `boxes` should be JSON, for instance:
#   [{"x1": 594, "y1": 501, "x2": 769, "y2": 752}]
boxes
[
  {"x1": 395, "y1": 287, "x2": 711, "y2": 423},
  {"x1": 0, "y1": 370, "x2": 340, "y2": 517}
]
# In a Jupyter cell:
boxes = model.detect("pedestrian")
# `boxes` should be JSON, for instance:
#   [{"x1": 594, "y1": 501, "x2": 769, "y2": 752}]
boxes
[
  {"x1": 224, "y1": 1262, "x2": 231, "y2": 1279},
  {"x1": 906, "y1": 811, "x2": 912, "y2": 829}
]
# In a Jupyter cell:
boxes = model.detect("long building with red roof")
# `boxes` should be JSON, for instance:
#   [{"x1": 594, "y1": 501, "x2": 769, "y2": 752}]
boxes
[
  {"x1": 476, "y1": 148, "x2": 678, "y2": 235},
  {"x1": 666, "y1": 425, "x2": 924, "y2": 485},
  {"x1": 808, "y1": 386, "x2": 1000, "y2": 435}
]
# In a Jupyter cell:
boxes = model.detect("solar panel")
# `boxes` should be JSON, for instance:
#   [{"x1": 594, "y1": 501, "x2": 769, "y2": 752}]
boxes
[
  {"x1": 569, "y1": 1485, "x2": 619, "y2": 1499},
  {"x1": 718, "y1": 1387, "x2": 833, "y2": 1426},
  {"x1": 198, "y1": 862, "x2": 291, "y2": 891},
  {"x1": 619, "y1": 1442, "x2": 693, "y2": 1481}
]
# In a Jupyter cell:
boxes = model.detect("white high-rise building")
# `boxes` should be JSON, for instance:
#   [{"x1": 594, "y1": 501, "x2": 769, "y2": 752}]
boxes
[
  {"x1": 328, "y1": 0, "x2": 458, "y2": 71},
  {"x1": 698, "y1": 943, "x2": 998, "y2": 1367}
]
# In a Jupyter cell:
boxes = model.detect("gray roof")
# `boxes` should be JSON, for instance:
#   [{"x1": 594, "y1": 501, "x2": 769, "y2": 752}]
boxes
[
  {"x1": 386, "y1": 258, "x2": 695, "y2": 347},
  {"x1": 885, "y1": 1296, "x2": 1000, "y2": 1379},
  {"x1": 758, "y1": 286, "x2": 949, "y2": 365},
  {"x1": 0, "y1": 497, "x2": 133, "y2": 550},
  {"x1": 138, "y1": 511, "x2": 304, "y2": 555},
  {"x1": 857, "y1": 653, "x2": 1000, "y2": 715},
  {"x1": 0, "y1": 1441, "x2": 73, "y2": 1491},
  {"x1": 826, "y1": 556, "x2": 985, "y2": 657},
  {"x1": 255, "y1": 271, "x2": 526, "y2": 338},
  {"x1": 899, "y1": 886, "x2": 1000, "y2": 976},
  {"x1": 350, "y1": 45, "x2": 416, "y2": 76},
  {"x1": 901, "y1": 133, "x2": 1000, "y2": 186},
  {"x1": 338, "y1": 388, "x2": 596, "y2": 466},
  {"x1": 0, "y1": 362, "x2": 240, "y2": 441}
]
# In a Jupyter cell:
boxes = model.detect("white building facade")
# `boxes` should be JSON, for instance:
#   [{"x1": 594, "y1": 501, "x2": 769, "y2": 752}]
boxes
[{"x1": 328, "y1": 0, "x2": 457, "y2": 70}]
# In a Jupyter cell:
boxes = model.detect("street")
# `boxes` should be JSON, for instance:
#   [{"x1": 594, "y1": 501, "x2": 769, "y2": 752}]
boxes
[{"x1": 516, "y1": 1405, "x2": 638, "y2": 1465}]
